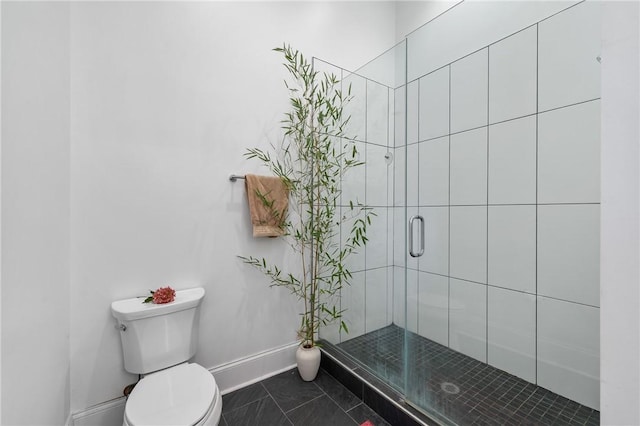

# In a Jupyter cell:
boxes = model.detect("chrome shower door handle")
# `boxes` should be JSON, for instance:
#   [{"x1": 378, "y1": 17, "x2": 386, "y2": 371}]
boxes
[{"x1": 409, "y1": 215, "x2": 425, "y2": 258}]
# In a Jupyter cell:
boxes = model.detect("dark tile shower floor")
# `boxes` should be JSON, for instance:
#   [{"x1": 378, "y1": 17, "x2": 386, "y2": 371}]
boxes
[{"x1": 337, "y1": 324, "x2": 600, "y2": 426}]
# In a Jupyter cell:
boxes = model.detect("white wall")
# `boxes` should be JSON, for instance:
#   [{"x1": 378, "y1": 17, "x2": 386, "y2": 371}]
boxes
[
  {"x1": 600, "y1": 1, "x2": 640, "y2": 424},
  {"x1": 1, "y1": 2, "x2": 71, "y2": 425},
  {"x1": 1, "y1": 2, "x2": 397, "y2": 424}
]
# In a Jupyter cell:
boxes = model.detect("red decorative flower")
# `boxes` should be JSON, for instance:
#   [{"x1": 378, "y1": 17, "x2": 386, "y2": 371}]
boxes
[{"x1": 142, "y1": 286, "x2": 176, "y2": 304}]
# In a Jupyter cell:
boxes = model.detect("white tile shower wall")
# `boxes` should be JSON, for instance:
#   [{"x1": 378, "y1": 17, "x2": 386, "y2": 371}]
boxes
[
  {"x1": 537, "y1": 204, "x2": 600, "y2": 307},
  {"x1": 449, "y1": 128, "x2": 487, "y2": 206},
  {"x1": 387, "y1": 88, "x2": 395, "y2": 150},
  {"x1": 406, "y1": 143, "x2": 419, "y2": 207},
  {"x1": 365, "y1": 208, "x2": 388, "y2": 270},
  {"x1": 404, "y1": 206, "x2": 419, "y2": 271},
  {"x1": 487, "y1": 205, "x2": 536, "y2": 294},
  {"x1": 386, "y1": 205, "x2": 395, "y2": 268},
  {"x1": 450, "y1": 48, "x2": 488, "y2": 133},
  {"x1": 397, "y1": 0, "x2": 600, "y2": 409},
  {"x1": 406, "y1": 80, "x2": 419, "y2": 144},
  {"x1": 417, "y1": 206, "x2": 449, "y2": 277},
  {"x1": 417, "y1": 272, "x2": 449, "y2": 347},
  {"x1": 487, "y1": 287, "x2": 536, "y2": 383},
  {"x1": 392, "y1": 206, "x2": 410, "y2": 269},
  {"x1": 366, "y1": 80, "x2": 389, "y2": 147},
  {"x1": 418, "y1": 67, "x2": 450, "y2": 141},
  {"x1": 449, "y1": 206, "x2": 487, "y2": 284},
  {"x1": 342, "y1": 271, "x2": 366, "y2": 340},
  {"x1": 354, "y1": 42, "x2": 402, "y2": 90},
  {"x1": 341, "y1": 140, "x2": 367, "y2": 207},
  {"x1": 394, "y1": 86, "x2": 406, "y2": 148},
  {"x1": 335, "y1": 68, "x2": 398, "y2": 343},
  {"x1": 343, "y1": 72, "x2": 367, "y2": 142},
  {"x1": 406, "y1": 1, "x2": 578, "y2": 81},
  {"x1": 449, "y1": 278, "x2": 487, "y2": 362},
  {"x1": 366, "y1": 143, "x2": 390, "y2": 207},
  {"x1": 393, "y1": 146, "x2": 406, "y2": 207},
  {"x1": 365, "y1": 267, "x2": 392, "y2": 332},
  {"x1": 418, "y1": 136, "x2": 449, "y2": 206},
  {"x1": 488, "y1": 116, "x2": 537, "y2": 205},
  {"x1": 341, "y1": 206, "x2": 366, "y2": 273},
  {"x1": 386, "y1": 266, "x2": 395, "y2": 328},
  {"x1": 393, "y1": 266, "x2": 418, "y2": 333},
  {"x1": 538, "y1": 1, "x2": 601, "y2": 112},
  {"x1": 488, "y1": 25, "x2": 537, "y2": 124},
  {"x1": 537, "y1": 296, "x2": 600, "y2": 409},
  {"x1": 537, "y1": 100, "x2": 601, "y2": 204}
]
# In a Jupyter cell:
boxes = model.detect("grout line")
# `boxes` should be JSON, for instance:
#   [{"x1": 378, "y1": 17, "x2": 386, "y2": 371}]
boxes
[
  {"x1": 537, "y1": 294, "x2": 600, "y2": 309},
  {"x1": 284, "y1": 393, "x2": 326, "y2": 414},
  {"x1": 339, "y1": 66, "x2": 344, "y2": 345},
  {"x1": 489, "y1": 111, "x2": 538, "y2": 127},
  {"x1": 447, "y1": 63, "x2": 452, "y2": 348},
  {"x1": 392, "y1": 201, "x2": 601, "y2": 209},
  {"x1": 363, "y1": 79, "x2": 368, "y2": 336},
  {"x1": 344, "y1": 401, "x2": 363, "y2": 414},
  {"x1": 486, "y1": 44, "x2": 490, "y2": 365},
  {"x1": 535, "y1": 21, "x2": 540, "y2": 386},
  {"x1": 537, "y1": 0, "x2": 587, "y2": 25},
  {"x1": 405, "y1": 0, "x2": 585, "y2": 86},
  {"x1": 313, "y1": 57, "x2": 395, "y2": 91},
  {"x1": 414, "y1": 74, "x2": 422, "y2": 336},
  {"x1": 333, "y1": 325, "x2": 599, "y2": 424},
  {"x1": 538, "y1": 97, "x2": 601, "y2": 116},
  {"x1": 404, "y1": 94, "x2": 600, "y2": 147},
  {"x1": 258, "y1": 382, "x2": 293, "y2": 424}
]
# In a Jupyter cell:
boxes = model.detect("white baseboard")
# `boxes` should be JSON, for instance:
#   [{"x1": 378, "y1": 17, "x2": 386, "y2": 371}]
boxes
[
  {"x1": 68, "y1": 397, "x2": 126, "y2": 426},
  {"x1": 211, "y1": 341, "x2": 298, "y2": 395},
  {"x1": 68, "y1": 341, "x2": 298, "y2": 426}
]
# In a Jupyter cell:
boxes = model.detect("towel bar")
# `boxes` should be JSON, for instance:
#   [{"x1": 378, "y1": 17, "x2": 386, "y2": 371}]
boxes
[{"x1": 229, "y1": 174, "x2": 246, "y2": 182}]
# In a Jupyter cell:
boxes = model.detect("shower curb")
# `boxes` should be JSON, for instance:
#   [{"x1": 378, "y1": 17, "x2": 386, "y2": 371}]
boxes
[{"x1": 320, "y1": 342, "x2": 444, "y2": 426}]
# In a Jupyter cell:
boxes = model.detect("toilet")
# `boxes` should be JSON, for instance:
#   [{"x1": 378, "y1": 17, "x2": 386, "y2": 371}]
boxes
[{"x1": 111, "y1": 287, "x2": 222, "y2": 426}]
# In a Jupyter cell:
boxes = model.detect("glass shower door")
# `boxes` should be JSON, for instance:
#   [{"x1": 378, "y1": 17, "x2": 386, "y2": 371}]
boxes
[{"x1": 321, "y1": 1, "x2": 601, "y2": 424}]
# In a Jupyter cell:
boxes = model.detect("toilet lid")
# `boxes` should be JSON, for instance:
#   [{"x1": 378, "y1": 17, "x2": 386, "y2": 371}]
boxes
[{"x1": 125, "y1": 363, "x2": 216, "y2": 426}]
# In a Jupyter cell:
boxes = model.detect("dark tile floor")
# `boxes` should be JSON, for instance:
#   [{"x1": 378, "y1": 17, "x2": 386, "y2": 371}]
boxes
[
  {"x1": 338, "y1": 324, "x2": 600, "y2": 426},
  {"x1": 221, "y1": 367, "x2": 391, "y2": 426}
]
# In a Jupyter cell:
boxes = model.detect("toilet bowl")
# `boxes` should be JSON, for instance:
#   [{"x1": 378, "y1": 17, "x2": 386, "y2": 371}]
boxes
[{"x1": 123, "y1": 363, "x2": 222, "y2": 426}]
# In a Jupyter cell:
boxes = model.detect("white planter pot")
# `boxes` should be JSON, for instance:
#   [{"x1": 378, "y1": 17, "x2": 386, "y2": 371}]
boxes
[{"x1": 296, "y1": 344, "x2": 321, "y2": 381}]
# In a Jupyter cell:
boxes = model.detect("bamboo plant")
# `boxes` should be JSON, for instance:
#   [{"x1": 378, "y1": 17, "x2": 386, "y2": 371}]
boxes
[{"x1": 239, "y1": 44, "x2": 373, "y2": 348}]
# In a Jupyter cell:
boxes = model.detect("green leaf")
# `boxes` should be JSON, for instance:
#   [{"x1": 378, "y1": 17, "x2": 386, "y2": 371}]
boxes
[{"x1": 237, "y1": 44, "x2": 376, "y2": 346}]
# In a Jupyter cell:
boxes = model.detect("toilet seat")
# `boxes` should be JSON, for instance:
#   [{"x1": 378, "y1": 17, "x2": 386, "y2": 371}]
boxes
[{"x1": 125, "y1": 363, "x2": 219, "y2": 426}]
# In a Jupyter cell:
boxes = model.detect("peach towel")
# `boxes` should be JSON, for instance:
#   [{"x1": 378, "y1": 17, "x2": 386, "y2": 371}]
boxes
[{"x1": 245, "y1": 174, "x2": 289, "y2": 238}]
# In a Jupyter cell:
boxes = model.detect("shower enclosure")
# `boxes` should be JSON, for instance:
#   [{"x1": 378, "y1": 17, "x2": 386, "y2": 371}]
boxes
[{"x1": 317, "y1": 1, "x2": 601, "y2": 424}]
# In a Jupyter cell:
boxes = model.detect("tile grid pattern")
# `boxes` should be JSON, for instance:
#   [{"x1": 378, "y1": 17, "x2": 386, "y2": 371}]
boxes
[
  {"x1": 221, "y1": 368, "x2": 391, "y2": 426},
  {"x1": 390, "y1": 0, "x2": 601, "y2": 409},
  {"x1": 338, "y1": 325, "x2": 600, "y2": 426},
  {"x1": 313, "y1": 58, "x2": 398, "y2": 343},
  {"x1": 318, "y1": 0, "x2": 601, "y2": 415}
]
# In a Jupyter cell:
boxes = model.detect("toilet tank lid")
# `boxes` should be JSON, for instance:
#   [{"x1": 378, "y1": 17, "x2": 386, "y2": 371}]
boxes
[{"x1": 111, "y1": 287, "x2": 205, "y2": 322}]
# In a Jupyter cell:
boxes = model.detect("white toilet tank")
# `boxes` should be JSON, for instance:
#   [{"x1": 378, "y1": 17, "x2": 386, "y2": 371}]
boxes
[{"x1": 111, "y1": 287, "x2": 205, "y2": 375}]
